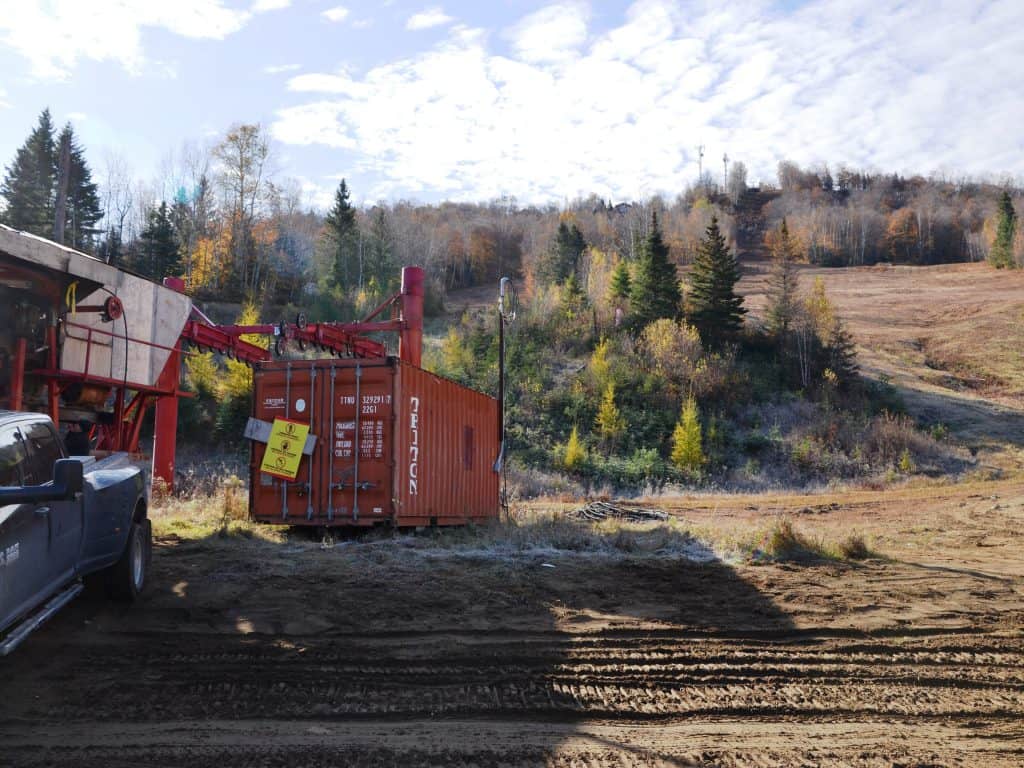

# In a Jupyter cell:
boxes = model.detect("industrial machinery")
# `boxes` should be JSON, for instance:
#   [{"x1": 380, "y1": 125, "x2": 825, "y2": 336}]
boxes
[{"x1": 0, "y1": 225, "x2": 491, "y2": 514}]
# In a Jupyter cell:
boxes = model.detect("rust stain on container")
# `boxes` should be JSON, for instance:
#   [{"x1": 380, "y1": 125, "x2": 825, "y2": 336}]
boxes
[{"x1": 250, "y1": 357, "x2": 500, "y2": 527}]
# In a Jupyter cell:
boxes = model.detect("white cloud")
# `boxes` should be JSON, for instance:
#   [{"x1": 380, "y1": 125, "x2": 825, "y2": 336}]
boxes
[
  {"x1": 265, "y1": 63, "x2": 302, "y2": 74},
  {"x1": 406, "y1": 7, "x2": 454, "y2": 31},
  {"x1": 273, "y1": 0, "x2": 1024, "y2": 202},
  {"x1": 67, "y1": 111, "x2": 87, "y2": 121},
  {"x1": 251, "y1": 0, "x2": 291, "y2": 11},
  {"x1": 0, "y1": 1, "x2": 253, "y2": 80},
  {"x1": 507, "y1": 2, "x2": 589, "y2": 64},
  {"x1": 0, "y1": 88, "x2": 9, "y2": 109},
  {"x1": 322, "y1": 5, "x2": 350, "y2": 23}
]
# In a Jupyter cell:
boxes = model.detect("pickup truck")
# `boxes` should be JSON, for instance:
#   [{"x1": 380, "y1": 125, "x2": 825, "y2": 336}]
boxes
[{"x1": 0, "y1": 411, "x2": 150, "y2": 655}]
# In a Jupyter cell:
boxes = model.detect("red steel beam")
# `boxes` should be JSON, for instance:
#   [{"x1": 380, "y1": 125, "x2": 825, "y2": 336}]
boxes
[{"x1": 10, "y1": 337, "x2": 26, "y2": 411}]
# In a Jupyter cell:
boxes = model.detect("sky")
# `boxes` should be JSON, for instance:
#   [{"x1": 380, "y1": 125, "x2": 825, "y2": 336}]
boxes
[{"x1": 0, "y1": 0, "x2": 1021, "y2": 209}]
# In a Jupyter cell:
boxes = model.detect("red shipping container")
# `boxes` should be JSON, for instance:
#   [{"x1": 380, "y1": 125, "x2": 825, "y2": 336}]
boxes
[{"x1": 249, "y1": 357, "x2": 500, "y2": 527}]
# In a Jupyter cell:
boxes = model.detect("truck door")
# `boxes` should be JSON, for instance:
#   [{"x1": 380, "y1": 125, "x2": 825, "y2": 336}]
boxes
[
  {"x1": 0, "y1": 426, "x2": 51, "y2": 633},
  {"x1": 20, "y1": 420, "x2": 82, "y2": 588}
]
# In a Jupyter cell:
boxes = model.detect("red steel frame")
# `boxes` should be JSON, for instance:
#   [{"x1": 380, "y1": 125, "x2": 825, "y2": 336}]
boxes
[
  {"x1": 3, "y1": 257, "x2": 424, "y2": 492},
  {"x1": 0, "y1": 252, "x2": 426, "y2": 492}
]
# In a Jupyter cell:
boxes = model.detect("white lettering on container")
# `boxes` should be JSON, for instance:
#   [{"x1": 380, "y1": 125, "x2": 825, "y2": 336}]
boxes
[{"x1": 409, "y1": 396, "x2": 420, "y2": 496}]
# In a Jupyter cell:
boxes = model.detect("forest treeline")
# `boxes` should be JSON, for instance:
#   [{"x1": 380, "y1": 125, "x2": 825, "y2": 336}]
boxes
[
  {"x1": 1, "y1": 111, "x2": 1022, "y2": 321},
  {"x1": 1, "y1": 110, "x2": 1004, "y2": 489}
]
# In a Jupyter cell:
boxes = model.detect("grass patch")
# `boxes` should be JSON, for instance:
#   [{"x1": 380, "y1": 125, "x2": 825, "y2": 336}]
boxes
[
  {"x1": 151, "y1": 474, "x2": 285, "y2": 546},
  {"x1": 837, "y1": 533, "x2": 871, "y2": 560},
  {"x1": 754, "y1": 517, "x2": 830, "y2": 562}
]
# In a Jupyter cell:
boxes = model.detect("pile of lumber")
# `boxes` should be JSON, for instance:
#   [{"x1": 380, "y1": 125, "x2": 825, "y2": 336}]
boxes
[{"x1": 570, "y1": 501, "x2": 669, "y2": 523}]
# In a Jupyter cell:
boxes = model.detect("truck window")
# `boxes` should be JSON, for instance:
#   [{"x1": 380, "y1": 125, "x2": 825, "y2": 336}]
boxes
[
  {"x1": 0, "y1": 427, "x2": 26, "y2": 487},
  {"x1": 21, "y1": 421, "x2": 63, "y2": 487}
]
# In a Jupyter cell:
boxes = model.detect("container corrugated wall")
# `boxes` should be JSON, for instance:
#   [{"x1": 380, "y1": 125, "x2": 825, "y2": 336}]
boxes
[
  {"x1": 250, "y1": 357, "x2": 499, "y2": 527},
  {"x1": 393, "y1": 361, "x2": 500, "y2": 525}
]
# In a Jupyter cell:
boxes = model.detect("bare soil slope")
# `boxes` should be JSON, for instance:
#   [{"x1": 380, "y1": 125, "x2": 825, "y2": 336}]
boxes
[
  {"x1": 741, "y1": 261, "x2": 1024, "y2": 458},
  {"x1": 1, "y1": 480, "x2": 1022, "y2": 766}
]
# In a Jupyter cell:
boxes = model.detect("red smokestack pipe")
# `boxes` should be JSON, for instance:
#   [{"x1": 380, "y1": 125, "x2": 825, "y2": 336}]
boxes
[{"x1": 399, "y1": 266, "x2": 424, "y2": 367}]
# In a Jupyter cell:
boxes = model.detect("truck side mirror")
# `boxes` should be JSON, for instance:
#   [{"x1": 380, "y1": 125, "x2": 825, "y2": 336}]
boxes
[{"x1": 52, "y1": 459, "x2": 84, "y2": 498}]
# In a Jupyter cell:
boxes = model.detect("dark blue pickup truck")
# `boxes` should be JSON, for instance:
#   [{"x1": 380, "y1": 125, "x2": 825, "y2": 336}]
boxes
[{"x1": 0, "y1": 411, "x2": 150, "y2": 655}]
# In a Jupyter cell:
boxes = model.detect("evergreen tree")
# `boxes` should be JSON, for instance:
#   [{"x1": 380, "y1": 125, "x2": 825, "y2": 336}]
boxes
[
  {"x1": 766, "y1": 218, "x2": 800, "y2": 336},
  {"x1": 628, "y1": 211, "x2": 681, "y2": 330},
  {"x1": 671, "y1": 395, "x2": 705, "y2": 472},
  {"x1": 559, "y1": 272, "x2": 588, "y2": 320},
  {"x1": 989, "y1": 191, "x2": 1017, "y2": 269},
  {"x1": 686, "y1": 215, "x2": 745, "y2": 344},
  {"x1": 825, "y1": 316, "x2": 859, "y2": 386},
  {"x1": 367, "y1": 206, "x2": 395, "y2": 290},
  {"x1": 54, "y1": 123, "x2": 102, "y2": 251},
  {"x1": 136, "y1": 202, "x2": 181, "y2": 280},
  {"x1": 594, "y1": 382, "x2": 626, "y2": 448},
  {"x1": 325, "y1": 179, "x2": 358, "y2": 289},
  {"x1": 536, "y1": 221, "x2": 586, "y2": 285},
  {"x1": 608, "y1": 259, "x2": 631, "y2": 304},
  {"x1": 0, "y1": 109, "x2": 56, "y2": 237}
]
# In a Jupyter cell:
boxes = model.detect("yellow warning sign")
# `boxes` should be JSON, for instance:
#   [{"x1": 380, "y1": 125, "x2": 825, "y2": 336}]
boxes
[{"x1": 260, "y1": 418, "x2": 310, "y2": 480}]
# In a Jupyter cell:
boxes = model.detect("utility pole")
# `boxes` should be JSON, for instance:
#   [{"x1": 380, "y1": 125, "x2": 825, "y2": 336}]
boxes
[
  {"x1": 723, "y1": 153, "x2": 729, "y2": 191},
  {"x1": 696, "y1": 144, "x2": 705, "y2": 190}
]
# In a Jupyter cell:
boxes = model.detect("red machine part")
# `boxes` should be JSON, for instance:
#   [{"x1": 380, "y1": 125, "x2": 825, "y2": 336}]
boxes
[
  {"x1": 150, "y1": 265, "x2": 426, "y2": 491},
  {"x1": 3, "y1": 261, "x2": 425, "y2": 494}
]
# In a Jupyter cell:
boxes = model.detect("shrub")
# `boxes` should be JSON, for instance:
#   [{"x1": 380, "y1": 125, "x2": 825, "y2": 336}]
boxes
[
  {"x1": 837, "y1": 534, "x2": 870, "y2": 560},
  {"x1": 898, "y1": 447, "x2": 916, "y2": 473}
]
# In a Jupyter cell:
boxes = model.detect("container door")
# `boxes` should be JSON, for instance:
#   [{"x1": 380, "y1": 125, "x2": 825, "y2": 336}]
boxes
[
  {"x1": 320, "y1": 362, "x2": 395, "y2": 525},
  {"x1": 251, "y1": 365, "x2": 321, "y2": 523}
]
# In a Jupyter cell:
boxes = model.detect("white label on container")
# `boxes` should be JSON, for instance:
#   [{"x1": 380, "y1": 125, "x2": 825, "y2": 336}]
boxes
[
  {"x1": 408, "y1": 395, "x2": 420, "y2": 496},
  {"x1": 295, "y1": 398, "x2": 306, "y2": 413}
]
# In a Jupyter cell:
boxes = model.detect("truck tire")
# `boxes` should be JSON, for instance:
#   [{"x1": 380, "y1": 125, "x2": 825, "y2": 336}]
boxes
[{"x1": 107, "y1": 519, "x2": 152, "y2": 602}]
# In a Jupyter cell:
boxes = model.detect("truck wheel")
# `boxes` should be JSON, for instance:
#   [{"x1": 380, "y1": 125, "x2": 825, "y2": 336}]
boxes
[{"x1": 108, "y1": 519, "x2": 152, "y2": 602}]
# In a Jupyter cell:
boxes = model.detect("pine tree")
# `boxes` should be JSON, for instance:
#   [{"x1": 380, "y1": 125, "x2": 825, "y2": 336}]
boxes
[
  {"x1": 595, "y1": 382, "x2": 626, "y2": 447},
  {"x1": 608, "y1": 259, "x2": 631, "y2": 304},
  {"x1": 686, "y1": 216, "x2": 745, "y2": 344},
  {"x1": 989, "y1": 191, "x2": 1017, "y2": 269},
  {"x1": 367, "y1": 206, "x2": 395, "y2": 290},
  {"x1": 629, "y1": 211, "x2": 681, "y2": 330},
  {"x1": 54, "y1": 123, "x2": 102, "y2": 250},
  {"x1": 766, "y1": 218, "x2": 800, "y2": 336},
  {"x1": 537, "y1": 221, "x2": 586, "y2": 286},
  {"x1": 0, "y1": 109, "x2": 56, "y2": 237},
  {"x1": 559, "y1": 271, "x2": 588, "y2": 320},
  {"x1": 671, "y1": 395, "x2": 705, "y2": 472},
  {"x1": 136, "y1": 202, "x2": 181, "y2": 280},
  {"x1": 825, "y1": 316, "x2": 859, "y2": 385},
  {"x1": 325, "y1": 179, "x2": 358, "y2": 289}
]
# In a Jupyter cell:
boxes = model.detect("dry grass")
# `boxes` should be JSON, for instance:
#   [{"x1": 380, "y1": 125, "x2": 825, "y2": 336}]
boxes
[{"x1": 150, "y1": 474, "x2": 882, "y2": 567}]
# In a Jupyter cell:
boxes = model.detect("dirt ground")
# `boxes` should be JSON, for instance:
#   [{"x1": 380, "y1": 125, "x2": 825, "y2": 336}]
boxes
[{"x1": 1, "y1": 477, "x2": 1022, "y2": 767}]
